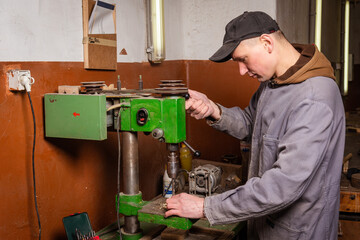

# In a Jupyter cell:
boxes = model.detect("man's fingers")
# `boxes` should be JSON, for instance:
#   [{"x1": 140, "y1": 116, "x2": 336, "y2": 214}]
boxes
[
  {"x1": 185, "y1": 98, "x2": 195, "y2": 110},
  {"x1": 189, "y1": 99, "x2": 204, "y2": 111},
  {"x1": 164, "y1": 209, "x2": 180, "y2": 218}
]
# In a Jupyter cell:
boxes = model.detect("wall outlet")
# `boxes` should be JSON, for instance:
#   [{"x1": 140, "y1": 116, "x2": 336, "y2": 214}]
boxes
[{"x1": 7, "y1": 69, "x2": 34, "y2": 92}]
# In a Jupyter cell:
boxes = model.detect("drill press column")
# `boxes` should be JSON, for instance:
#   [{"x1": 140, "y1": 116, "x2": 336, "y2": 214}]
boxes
[{"x1": 122, "y1": 131, "x2": 140, "y2": 234}]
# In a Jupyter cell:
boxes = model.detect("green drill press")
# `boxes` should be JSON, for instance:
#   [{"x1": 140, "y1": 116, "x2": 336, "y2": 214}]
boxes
[{"x1": 44, "y1": 80, "x2": 195, "y2": 239}]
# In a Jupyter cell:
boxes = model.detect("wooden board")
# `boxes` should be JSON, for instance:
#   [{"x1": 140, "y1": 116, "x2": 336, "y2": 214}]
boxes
[
  {"x1": 82, "y1": 0, "x2": 117, "y2": 70},
  {"x1": 340, "y1": 191, "x2": 360, "y2": 213}
]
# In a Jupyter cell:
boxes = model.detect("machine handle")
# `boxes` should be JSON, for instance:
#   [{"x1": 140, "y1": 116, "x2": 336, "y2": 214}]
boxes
[{"x1": 183, "y1": 141, "x2": 201, "y2": 158}]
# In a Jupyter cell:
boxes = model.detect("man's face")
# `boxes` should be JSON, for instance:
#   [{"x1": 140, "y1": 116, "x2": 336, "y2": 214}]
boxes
[{"x1": 231, "y1": 38, "x2": 275, "y2": 82}]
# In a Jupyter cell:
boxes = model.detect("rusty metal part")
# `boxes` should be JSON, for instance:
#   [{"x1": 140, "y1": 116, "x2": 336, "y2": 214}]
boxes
[
  {"x1": 160, "y1": 80, "x2": 183, "y2": 83},
  {"x1": 155, "y1": 80, "x2": 188, "y2": 97},
  {"x1": 80, "y1": 81, "x2": 106, "y2": 94}
]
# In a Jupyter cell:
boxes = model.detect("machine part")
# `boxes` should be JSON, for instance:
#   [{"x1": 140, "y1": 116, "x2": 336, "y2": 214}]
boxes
[
  {"x1": 167, "y1": 144, "x2": 180, "y2": 179},
  {"x1": 7, "y1": 69, "x2": 35, "y2": 92},
  {"x1": 151, "y1": 128, "x2": 164, "y2": 140},
  {"x1": 136, "y1": 108, "x2": 148, "y2": 126},
  {"x1": 106, "y1": 100, "x2": 114, "y2": 127},
  {"x1": 154, "y1": 80, "x2": 188, "y2": 97},
  {"x1": 189, "y1": 164, "x2": 222, "y2": 196},
  {"x1": 123, "y1": 132, "x2": 140, "y2": 195},
  {"x1": 182, "y1": 141, "x2": 201, "y2": 158},
  {"x1": 117, "y1": 193, "x2": 147, "y2": 216},
  {"x1": 117, "y1": 75, "x2": 121, "y2": 90},
  {"x1": 80, "y1": 81, "x2": 105, "y2": 94},
  {"x1": 118, "y1": 97, "x2": 186, "y2": 143},
  {"x1": 44, "y1": 94, "x2": 107, "y2": 140},
  {"x1": 122, "y1": 132, "x2": 141, "y2": 234},
  {"x1": 138, "y1": 75, "x2": 143, "y2": 90}
]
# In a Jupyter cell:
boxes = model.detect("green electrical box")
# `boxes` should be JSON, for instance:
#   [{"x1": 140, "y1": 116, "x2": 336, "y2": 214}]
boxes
[{"x1": 44, "y1": 94, "x2": 107, "y2": 140}]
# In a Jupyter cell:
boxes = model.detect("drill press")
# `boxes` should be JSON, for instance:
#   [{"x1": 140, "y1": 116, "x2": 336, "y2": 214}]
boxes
[{"x1": 44, "y1": 79, "x2": 193, "y2": 239}]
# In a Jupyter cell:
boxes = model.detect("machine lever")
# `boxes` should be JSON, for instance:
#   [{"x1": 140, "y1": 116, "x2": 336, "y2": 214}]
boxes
[{"x1": 182, "y1": 141, "x2": 201, "y2": 158}]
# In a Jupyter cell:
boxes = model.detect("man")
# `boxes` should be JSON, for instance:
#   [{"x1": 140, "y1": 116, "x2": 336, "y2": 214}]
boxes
[{"x1": 165, "y1": 11, "x2": 345, "y2": 239}]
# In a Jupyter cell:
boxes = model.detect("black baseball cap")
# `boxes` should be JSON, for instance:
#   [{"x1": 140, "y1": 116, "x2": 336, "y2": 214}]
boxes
[{"x1": 209, "y1": 11, "x2": 280, "y2": 62}]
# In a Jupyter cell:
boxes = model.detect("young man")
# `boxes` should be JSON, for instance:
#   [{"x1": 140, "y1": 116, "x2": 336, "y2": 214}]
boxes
[{"x1": 165, "y1": 11, "x2": 345, "y2": 239}]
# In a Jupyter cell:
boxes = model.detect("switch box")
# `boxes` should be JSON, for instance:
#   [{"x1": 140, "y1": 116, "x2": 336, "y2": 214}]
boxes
[{"x1": 7, "y1": 69, "x2": 32, "y2": 91}]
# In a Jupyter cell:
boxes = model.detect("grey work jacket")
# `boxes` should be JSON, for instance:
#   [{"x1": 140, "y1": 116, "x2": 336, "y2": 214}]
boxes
[{"x1": 204, "y1": 77, "x2": 345, "y2": 240}]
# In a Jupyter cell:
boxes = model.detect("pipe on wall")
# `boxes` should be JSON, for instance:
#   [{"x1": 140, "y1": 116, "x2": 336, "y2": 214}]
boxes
[
  {"x1": 314, "y1": 0, "x2": 322, "y2": 51},
  {"x1": 146, "y1": 0, "x2": 165, "y2": 64},
  {"x1": 343, "y1": 0, "x2": 350, "y2": 96}
]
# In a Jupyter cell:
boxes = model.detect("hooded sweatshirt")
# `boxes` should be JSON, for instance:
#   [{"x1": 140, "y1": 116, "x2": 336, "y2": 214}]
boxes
[
  {"x1": 273, "y1": 43, "x2": 335, "y2": 85},
  {"x1": 204, "y1": 44, "x2": 345, "y2": 240}
]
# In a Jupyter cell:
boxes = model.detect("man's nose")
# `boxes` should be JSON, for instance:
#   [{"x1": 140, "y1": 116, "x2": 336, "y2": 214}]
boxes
[{"x1": 238, "y1": 62, "x2": 248, "y2": 75}]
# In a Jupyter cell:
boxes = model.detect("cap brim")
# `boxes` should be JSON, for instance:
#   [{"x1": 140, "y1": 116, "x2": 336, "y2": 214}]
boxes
[{"x1": 209, "y1": 41, "x2": 240, "y2": 63}]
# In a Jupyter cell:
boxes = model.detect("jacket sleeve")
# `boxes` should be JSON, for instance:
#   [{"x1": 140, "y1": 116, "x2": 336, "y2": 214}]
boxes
[
  {"x1": 209, "y1": 83, "x2": 264, "y2": 140},
  {"x1": 204, "y1": 99, "x2": 334, "y2": 225}
]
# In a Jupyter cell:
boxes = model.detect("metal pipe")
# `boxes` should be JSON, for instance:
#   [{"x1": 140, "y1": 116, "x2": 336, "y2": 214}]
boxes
[
  {"x1": 123, "y1": 132, "x2": 139, "y2": 195},
  {"x1": 343, "y1": 0, "x2": 350, "y2": 96},
  {"x1": 122, "y1": 132, "x2": 140, "y2": 234},
  {"x1": 124, "y1": 216, "x2": 140, "y2": 234},
  {"x1": 315, "y1": 0, "x2": 322, "y2": 50},
  {"x1": 146, "y1": 0, "x2": 165, "y2": 63}
]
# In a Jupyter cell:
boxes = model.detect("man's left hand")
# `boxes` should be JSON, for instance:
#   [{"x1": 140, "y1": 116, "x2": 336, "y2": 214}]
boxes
[{"x1": 165, "y1": 193, "x2": 205, "y2": 219}]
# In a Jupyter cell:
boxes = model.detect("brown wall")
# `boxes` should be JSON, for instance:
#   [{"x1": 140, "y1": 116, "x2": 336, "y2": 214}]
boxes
[{"x1": 0, "y1": 60, "x2": 259, "y2": 239}]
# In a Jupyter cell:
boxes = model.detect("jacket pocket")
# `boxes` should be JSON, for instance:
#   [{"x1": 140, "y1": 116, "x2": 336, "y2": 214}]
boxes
[
  {"x1": 259, "y1": 216, "x2": 306, "y2": 240},
  {"x1": 259, "y1": 135, "x2": 280, "y2": 176}
]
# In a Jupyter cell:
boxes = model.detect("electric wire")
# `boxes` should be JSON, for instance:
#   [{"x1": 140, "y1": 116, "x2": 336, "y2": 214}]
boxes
[
  {"x1": 116, "y1": 106, "x2": 122, "y2": 239},
  {"x1": 27, "y1": 91, "x2": 41, "y2": 240}
]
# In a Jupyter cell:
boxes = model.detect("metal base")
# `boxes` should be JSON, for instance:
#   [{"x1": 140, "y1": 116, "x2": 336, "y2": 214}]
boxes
[{"x1": 120, "y1": 228, "x2": 143, "y2": 240}]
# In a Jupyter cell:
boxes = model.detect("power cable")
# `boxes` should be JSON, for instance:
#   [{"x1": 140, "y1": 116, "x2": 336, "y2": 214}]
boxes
[{"x1": 27, "y1": 91, "x2": 41, "y2": 240}]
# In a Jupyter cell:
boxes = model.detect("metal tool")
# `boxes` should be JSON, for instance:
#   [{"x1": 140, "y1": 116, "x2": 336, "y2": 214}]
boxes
[{"x1": 183, "y1": 140, "x2": 201, "y2": 158}]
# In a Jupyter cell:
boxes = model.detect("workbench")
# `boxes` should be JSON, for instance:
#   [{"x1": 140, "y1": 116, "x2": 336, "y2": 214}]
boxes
[
  {"x1": 97, "y1": 217, "x2": 245, "y2": 240},
  {"x1": 339, "y1": 122, "x2": 360, "y2": 239}
]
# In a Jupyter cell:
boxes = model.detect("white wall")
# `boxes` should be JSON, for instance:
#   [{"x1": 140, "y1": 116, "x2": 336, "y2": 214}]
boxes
[
  {"x1": 177, "y1": 0, "x2": 276, "y2": 60},
  {"x1": 0, "y1": 0, "x2": 276, "y2": 62}
]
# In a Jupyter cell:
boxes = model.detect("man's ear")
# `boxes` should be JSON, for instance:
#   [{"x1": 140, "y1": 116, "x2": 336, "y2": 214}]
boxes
[{"x1": 259, "y1": 34, "x2": 273, "y2": 53}]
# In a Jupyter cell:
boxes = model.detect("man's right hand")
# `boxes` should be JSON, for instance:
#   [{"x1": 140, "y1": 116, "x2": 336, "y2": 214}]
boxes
[{"x1": 185, "y1": 89, "x2": 221, "y2": 120}]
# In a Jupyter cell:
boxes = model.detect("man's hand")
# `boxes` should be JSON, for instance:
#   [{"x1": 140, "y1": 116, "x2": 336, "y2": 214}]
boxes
[
  {"x1": 186, "y1": 89, "x2": 221, "y2": 120},
  {"x1": 165, "y1": 193, "x2": 205, "y2": 219}
]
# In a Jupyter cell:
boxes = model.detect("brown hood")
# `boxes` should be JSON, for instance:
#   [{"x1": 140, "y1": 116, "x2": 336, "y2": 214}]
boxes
[{"x1": 273, "y1": 44, "x2": 335, "y2": 85}]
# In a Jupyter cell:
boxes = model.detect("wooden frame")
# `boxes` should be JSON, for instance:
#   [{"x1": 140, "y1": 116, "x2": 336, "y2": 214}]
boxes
[{"x1": 82, "y1": 0, "x2": 117, "y2": 70}]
